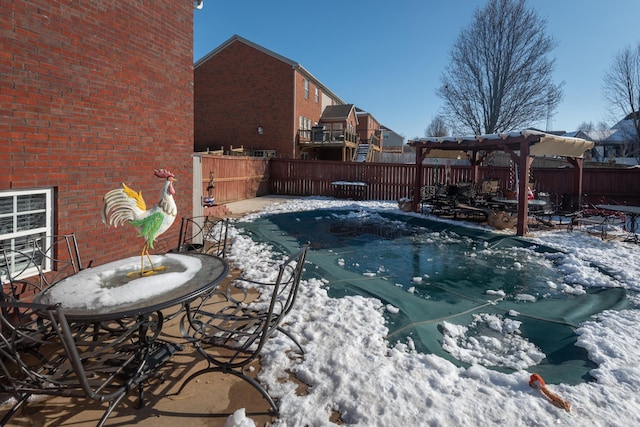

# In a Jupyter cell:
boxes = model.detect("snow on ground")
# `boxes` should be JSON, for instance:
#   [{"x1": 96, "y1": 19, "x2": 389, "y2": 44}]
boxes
[{"x1": 223, "y1": 197, "x2": 640, "y2": 427}]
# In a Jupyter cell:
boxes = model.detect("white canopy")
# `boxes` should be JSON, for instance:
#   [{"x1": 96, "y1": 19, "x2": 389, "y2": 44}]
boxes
[
  {"x1": 524, "y1": 130, "x2": 595, "y2": 158},
  {"x1": 411, "y1": 130, "x2": 595, "y2": 159}
]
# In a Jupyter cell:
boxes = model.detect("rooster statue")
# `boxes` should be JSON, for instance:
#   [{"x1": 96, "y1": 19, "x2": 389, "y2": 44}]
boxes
[{"x1": 102, "y1": 169, "x2": 177, "y2": 276}]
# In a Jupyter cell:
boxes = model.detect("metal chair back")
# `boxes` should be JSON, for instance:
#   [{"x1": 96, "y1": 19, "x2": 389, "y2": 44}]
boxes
[
  {"x1": 0, "y1": 300, "x2": 146, "y2": 427},
  {"x1": 174, "y1": 216, "x2": 229, "y2": 258},
  {"x1": 179, "y1": 243, "x2": 309, "y2": 415},
  {"x1": 1, "y1": 234, "x2": 84, "y2": 300}
]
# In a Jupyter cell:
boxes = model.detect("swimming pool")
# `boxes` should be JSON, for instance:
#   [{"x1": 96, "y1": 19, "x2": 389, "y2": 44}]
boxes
[{"x1": 235, "y1": 208, "x2": 633, "y2": 385}]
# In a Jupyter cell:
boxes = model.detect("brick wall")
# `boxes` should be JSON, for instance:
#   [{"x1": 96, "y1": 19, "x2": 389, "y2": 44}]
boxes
[
  {"x1": 294, "y1": 71, "x2": 325, "y2": 152},
  {"x1": 1, "y1": 1, "x2": 194, "y2": 266},
  {"x1": 195, "y1": 39, "x2": 297, "y2": 157}
]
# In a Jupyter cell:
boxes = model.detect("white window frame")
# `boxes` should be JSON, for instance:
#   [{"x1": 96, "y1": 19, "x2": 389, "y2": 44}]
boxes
[
  {"x1": 0, "y1": 188, "x2": 54, "y2": 281},
  {"x1": 299, "y1": 116, "x2": 313, "y2": 140}
]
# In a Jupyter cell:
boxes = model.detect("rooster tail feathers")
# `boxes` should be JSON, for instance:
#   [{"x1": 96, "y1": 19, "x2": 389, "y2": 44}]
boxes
[
  {"x1": 102, "y1": 184, "x2": 146, "y2": 228},
  {"x1": 121, "y1": 183, "x2": 146, "y2": 211}
]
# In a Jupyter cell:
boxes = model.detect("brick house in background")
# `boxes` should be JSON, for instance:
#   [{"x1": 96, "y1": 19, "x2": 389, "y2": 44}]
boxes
[
  {"x1": 194, "y1": 35, "x2": 386, "y2": 162},
  {"x1": 1, "y1": 1, "x2": 195, "y2": 267}
]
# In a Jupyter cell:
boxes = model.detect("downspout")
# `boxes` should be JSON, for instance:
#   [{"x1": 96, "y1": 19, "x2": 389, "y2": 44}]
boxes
[{"x1": 292, "y1": 66, "x2": 297, "y2": 159}]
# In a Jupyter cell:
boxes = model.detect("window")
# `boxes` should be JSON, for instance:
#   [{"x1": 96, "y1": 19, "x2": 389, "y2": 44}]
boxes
[
  {"x1": 304, "y1": 79, "x2": 309, "y2": 100},
  {"x1": 299, "y1": 116, "x2": 312, "y2": 140},
  {"x1": 0, "y1": 188, "x2": 53, "y2": 279},
  {"x1": 253, "y1": 150, "x2": 276, "y2": 158}
]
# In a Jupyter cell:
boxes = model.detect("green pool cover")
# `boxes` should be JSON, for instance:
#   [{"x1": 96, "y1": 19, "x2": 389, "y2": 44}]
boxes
[{"x1": 236, "y1": 208, "x2": 632, "y2": 384}]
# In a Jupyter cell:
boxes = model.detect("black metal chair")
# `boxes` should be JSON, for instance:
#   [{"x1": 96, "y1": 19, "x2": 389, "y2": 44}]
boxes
[
  {"x1": 0, "y1": 298, "x2": 180, "y2": 427},
  {"x1": 531, "y1": 192, "x2": 557, "y2": 228},
  {"x1": 173, "y1": 216, "x2": 229, "y2": 258},
  {"x1": 0, "y1": 234, "x2": 84, "y2": 302},
  {"x1": 178, "y1": 243, "x2": 309, "y2": 415}
]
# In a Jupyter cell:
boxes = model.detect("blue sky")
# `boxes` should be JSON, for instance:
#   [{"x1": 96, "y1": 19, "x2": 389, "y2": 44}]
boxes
[{"x1": 194, "y1": 0, "x2": 640, "y2": 140}]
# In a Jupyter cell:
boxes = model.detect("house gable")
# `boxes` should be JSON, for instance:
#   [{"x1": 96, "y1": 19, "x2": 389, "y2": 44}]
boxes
[
  {"x1": 194, "y1": 36, "x2": 295, "y2": 155},
  {"x1": 195, "y1": 35, "x2": 346, "y2": 159}
]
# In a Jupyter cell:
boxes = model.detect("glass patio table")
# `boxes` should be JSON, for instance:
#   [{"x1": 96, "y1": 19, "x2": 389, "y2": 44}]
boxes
[
  {"x1": 595, "y1": 204, "x2": 640, "y2": 243},
  {"x1": 35, "y1": 253, "x2": 228, "y2": 322},
  {"x1": 490, "y1": 197, "x2": 547, "y2": 212},
  {"x1": 27, "y1": 253, "x2": 229, "y2": 420}
]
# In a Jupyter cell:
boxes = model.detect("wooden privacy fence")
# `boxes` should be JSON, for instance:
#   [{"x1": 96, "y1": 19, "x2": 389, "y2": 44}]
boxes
[
  {"x1": 268, "y1": 159, "x2": 640, "y2": 205},
  {"x1": 269, "y1": 160, "x2": 416, "y2": 200},
  {"x1": 200, "y1": 155, "x2": 270, "y2": 204},
  {"x1": 200, "y1": 156, "x2": 640, "y2": 206}
]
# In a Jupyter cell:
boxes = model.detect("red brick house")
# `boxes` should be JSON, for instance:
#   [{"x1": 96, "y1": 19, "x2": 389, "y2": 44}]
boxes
[
  {"x1": 1, "y1": 1, "x2": 195, "y2": 268},
  {"x1": 194, "y1": 35, "x2": 384, "y2": 161}
]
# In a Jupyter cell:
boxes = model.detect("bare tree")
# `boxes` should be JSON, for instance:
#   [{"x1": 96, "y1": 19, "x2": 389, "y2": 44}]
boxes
[
  {"x1": 577, "y1": 121, "x2": 610, "y2": 162},
  {"x1": 425, "y1": 116, "x2": 448, "y2": 137},
  {"x1": 577, "y1": 121, "x2": 595, "y2": 132},
  {"x1": 437, "y1": 0, "x2": 563, "y2": 135},
  {"x1": 603, "y1": 42, "x2": 640, "y2": 161}
]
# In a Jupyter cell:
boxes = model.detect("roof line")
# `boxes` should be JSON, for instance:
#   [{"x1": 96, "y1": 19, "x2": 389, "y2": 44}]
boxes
[{"x1": 195, "y1": 34, "x2": 345, "y2": 104}]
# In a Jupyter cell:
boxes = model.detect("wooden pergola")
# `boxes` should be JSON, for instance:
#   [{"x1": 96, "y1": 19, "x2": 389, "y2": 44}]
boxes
[{"x1": 408, "y1": 130, "x2": 595, "y2": 236}]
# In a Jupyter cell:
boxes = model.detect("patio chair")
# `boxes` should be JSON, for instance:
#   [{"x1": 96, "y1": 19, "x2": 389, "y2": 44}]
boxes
[
  {"x1": 173, "y1": 216, "x2": 229, "y2": 258},
  {"x1": 421, "y1": 184, "x2": 455, "y2": 215},
  {"x1": 178, "y1": 243, "x2": 309, "y2": 415},
  {"x1": 531, "y1": 192, "x2": 557, "y2": 228},
  {"x1": 481, "y1": 179, "x2": 500, "y2": 197},
  {"x1": 0, "y1": 234, "x2": 84, "y2": 301},
  {"x1": 455, "y1": 182, "x2": 478, "y2": 204},
  {"x1": 419, "y1": 185, "x2": 436, "y2": 213},
  {"x1": 0, "y1": 299, "x2": 181, "y2": 427}
]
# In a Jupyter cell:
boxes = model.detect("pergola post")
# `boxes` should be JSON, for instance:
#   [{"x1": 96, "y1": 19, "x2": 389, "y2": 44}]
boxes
[
  {"x1": 469, "y1": 151, "x2": 481, "y2": 184},
  {"x1": 567, "y1": 157, "x2": 585, "y2": 208},
  {"x1": 413, "y1": 147, "x2": 425, "y2": 212},
  {"x1": 503, "y1": 141, "x2": 534, "y2": 237},
  {"x1": 515, "y1": 140, "x2": 534, "y2": 236}
]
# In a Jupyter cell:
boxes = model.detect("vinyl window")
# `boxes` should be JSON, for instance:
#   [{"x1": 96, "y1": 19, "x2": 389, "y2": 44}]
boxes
[{"x1": 0, "y1": 188, "x2": 54, "y2": 280}]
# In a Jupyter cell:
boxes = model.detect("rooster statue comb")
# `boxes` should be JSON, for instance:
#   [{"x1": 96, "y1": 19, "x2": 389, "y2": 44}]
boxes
[{"x1": 102, "y1": 169, "x2": 177, "y2": 276}]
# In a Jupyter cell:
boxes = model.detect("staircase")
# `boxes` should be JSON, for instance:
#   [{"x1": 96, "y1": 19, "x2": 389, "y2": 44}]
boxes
[{"x1": 354, "y1": 143, "x2": 370, "y2": 162}]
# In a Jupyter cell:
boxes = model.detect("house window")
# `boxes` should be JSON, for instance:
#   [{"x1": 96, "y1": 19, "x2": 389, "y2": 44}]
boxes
[
  {"x1": 304, "y1": 79, "x2": 309, "y2": 99},
  {"x1": 0, "y1": 188, "x2": 53, "y2": 280},
  {"x1": 299, "y1": 116, "x2": 312, "y2": 140},
  {"x1": 253, "y1": 150, "x2": 276, "y2": 158}
]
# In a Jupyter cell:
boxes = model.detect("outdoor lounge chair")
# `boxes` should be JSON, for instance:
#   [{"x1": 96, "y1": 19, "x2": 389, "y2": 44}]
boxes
[
  {"x1": 178, "y1": 243, "x2": 309, "y2": 415},
  {"x1": 420, "y1": 184, "x2": 454, "y2": 215}
]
